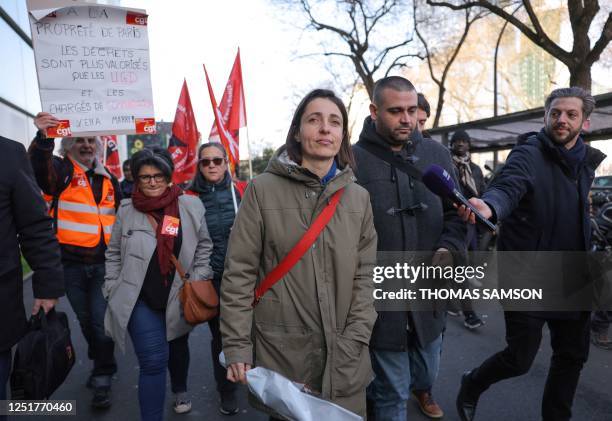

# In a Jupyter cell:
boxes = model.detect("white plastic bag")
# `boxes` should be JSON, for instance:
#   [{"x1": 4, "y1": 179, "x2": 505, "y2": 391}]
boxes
[
  {"x1": 246, "y1": 367, "x2": 362, "y2": 421},
  {"x1": 219, "y1": 352, "x2": 361, "y2": 421}
]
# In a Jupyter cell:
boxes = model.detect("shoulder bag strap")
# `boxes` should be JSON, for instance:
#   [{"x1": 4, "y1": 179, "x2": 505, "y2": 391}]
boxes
[
  {"x1": 144, "y1": 213, "x2": 187, "y2": 281},
  {"x1": 253, "y1": 188, "x2": 345, "y2": 306}
]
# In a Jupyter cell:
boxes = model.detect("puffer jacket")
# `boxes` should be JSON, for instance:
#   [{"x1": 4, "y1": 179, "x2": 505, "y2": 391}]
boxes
[
  {"x1": 103, "y1": 195, "x2": 214, "y2": 351},
  {"x1": 187, "y1": 171, "x2": 241, "y2": 283},
  {"x1": 220, "y1": 146, "x2": 378, "y2": 418}
]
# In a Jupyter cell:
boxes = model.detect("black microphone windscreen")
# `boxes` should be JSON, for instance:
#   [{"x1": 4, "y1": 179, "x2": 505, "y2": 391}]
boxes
[{"x1": 422, "y1": 164, "x2": 456, "y2": 197}]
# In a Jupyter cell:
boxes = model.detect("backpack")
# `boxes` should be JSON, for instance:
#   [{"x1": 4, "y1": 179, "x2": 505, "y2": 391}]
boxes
[{"x1": 10, "y1": 308, "x2": 76, "y2": 399}]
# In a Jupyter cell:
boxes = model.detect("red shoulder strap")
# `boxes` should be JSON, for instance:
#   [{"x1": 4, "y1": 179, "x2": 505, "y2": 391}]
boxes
[{"x1": 253, "y1": 188, "x2": 345, "y2": 306}]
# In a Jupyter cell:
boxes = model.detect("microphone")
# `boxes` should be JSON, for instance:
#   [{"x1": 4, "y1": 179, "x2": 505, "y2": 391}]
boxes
[{"x1": 422, "y1": 164, "x2": 498, "y2": 232}]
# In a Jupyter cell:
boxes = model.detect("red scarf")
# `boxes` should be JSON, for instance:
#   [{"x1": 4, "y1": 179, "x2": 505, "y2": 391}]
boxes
[{"x1": 132, "y1": 184, "x2": 183, "y2": 284}]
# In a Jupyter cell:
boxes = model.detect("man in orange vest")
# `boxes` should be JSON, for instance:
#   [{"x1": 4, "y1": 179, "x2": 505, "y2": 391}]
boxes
[{"x1": 29, "y1": 112, "x2": 122, "y2": 409}]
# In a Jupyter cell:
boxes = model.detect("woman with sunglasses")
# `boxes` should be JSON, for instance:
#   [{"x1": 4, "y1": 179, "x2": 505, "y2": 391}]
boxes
[
  {"x1": 220, "y1": 89, "x2": 378, "y2": 419},
  {"x1": 183, "y1": 142, "x2": 245, "y2": 415},
  {"x1": 103, "y1": 147, "x2": 214, "y2": 421}
]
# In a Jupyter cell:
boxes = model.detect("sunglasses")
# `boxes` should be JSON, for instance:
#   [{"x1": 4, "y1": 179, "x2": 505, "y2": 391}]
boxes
[{"x1": 199, "y1": 157, "x2": 225, "y2": 167}]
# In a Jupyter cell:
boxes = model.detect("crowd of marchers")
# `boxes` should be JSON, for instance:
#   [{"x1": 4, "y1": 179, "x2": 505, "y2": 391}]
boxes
[{"x1": 1, "y1": 77, "x2": 610, "y2": 421}]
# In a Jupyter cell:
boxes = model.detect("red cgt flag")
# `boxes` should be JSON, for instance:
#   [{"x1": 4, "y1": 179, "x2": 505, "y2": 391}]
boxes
[
  {"x1": 101, "y1": 135, "x2": 122, "y2": 179},
  {"x1": 207, "y1": 49, "x2": 246, "y2": 171},
  {"x1": 169, "y1": 80, "x2": 200, "y2": 184},
  {"x1": 204, "y1": 64, "x2": 239, "y2": 174}
]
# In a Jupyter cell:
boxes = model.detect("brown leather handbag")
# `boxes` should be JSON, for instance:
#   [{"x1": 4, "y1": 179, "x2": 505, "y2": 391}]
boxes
[
  {"x1": 146, "y1": 214, "x2": 218, "y2": 325},
  {"x1": 170, "y1": 254, "x2": 218, "y2": 325}
]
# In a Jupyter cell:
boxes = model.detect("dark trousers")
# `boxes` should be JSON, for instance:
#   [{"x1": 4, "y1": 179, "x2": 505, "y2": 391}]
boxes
[
  {"x1": 591, "y1": 311, "x2": 611, "y2": 334},
  {"x1": 1, "y1": 349, "x2": 10, "y2": 421},
  {"x1": 470, "y1": 312, "x2": 590, "y2": 421},
  {"x1": 168, "y1": 333, "x2": 189, "y2": 393},
  {"x1": 63, "y1": 262, "x2": 116, "y2": 386},
  {"x1": 208, "y1": 314, "x2": 237, "y2": 394}
]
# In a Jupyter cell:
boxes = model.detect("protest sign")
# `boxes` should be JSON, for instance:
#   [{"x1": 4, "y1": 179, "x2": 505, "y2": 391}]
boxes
[{"x1": 28, "y1": 0, "x2": 155, "y2": 137}]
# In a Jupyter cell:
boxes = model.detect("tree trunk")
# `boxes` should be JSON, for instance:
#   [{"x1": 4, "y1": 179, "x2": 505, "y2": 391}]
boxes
[
  {"x1": 433, "y1": 85, "x2": 445, "y2": 128},
  {"x1": 569, "y1": 65, "x2": 592, "y2": 91}
]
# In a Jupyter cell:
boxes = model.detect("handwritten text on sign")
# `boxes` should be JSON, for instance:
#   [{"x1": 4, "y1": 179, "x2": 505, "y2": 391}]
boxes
[{"x1": 29, "y1": 5, "x2": 155, "y2": 136}]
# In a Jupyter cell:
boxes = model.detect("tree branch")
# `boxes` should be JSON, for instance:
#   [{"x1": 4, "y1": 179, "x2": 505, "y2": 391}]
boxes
[
  {"x1": 426, "y1": 0, "x2": 572, "y2": 63},
  {"x1": 372, "y1": 37, "x2": 414, "y2": 73},
  {"x1": 586, "y1": 12, "x2": 612, "y2": 66},
  {"x1": 385, "y1": 53, "x2": 425, "y2": 76}
]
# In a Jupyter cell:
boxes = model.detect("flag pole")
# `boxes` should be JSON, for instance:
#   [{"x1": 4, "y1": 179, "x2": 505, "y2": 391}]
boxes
[
  {"x1": 230, "y1": 177, "x2": 238, "y2": 214},
  {"x1": 245, "y1": 126, "x2": 253, "y2": 180},
  {"x1": 102, "y1": 137, "x2": 108, "y2": 166}
]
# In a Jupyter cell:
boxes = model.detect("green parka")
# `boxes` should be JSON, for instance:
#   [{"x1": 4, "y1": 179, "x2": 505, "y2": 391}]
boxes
[{"x1": 220, "y1": 147, "x2": 377, "y2": 418}]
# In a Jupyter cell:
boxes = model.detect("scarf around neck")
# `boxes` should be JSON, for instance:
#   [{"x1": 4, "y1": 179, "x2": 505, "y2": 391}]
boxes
[
  {"x1": 452, "y1": 153, "x2": 479, "y2": 197},
  {"x1": 132, "y1": 184, "x2": 183, "y2": 285}
]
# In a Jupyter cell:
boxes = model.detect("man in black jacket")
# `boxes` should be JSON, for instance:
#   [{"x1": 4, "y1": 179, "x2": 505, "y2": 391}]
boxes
[
  {"x1": 353, "y1": 77, "x2": 466, "y2": 420},
  {"x1": 449, "y1": 130, "x2": 485, "y2": 330},
  {"x1": 29, "y1": 113, "x2": 121, "y2": 409},
  {"x1": 456, "y1": 87, "x2": 605, "y2": 421},
  {"x1": 0, "y1": 136, "x2": 64, "y2": 408}
]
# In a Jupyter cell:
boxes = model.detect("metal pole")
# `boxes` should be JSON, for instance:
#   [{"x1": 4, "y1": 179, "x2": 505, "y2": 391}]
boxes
[
  {"x1": 494, "y1": 6, "x2": 522, "y2": 117},
  {"x1": 494, "y1": 19, "x2": 510, "y2": 117},
  {"x1": 245, "y1": 126, "x2": 254, "y2": 180}
]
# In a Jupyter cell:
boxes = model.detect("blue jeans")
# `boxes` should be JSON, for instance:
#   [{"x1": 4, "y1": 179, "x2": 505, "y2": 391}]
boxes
[
  {"x1": 128, "y1": 300, "x2": 173, "y2": 421},
  {"x1": 1, "y1": 349, "x2": 10, "y2": 421},
  {"x1": 63, "y1": 262, "x2": 116, "y2": 387},
  {"x1": 367, "y1": 333, "x2": 443, "y2": 421}
]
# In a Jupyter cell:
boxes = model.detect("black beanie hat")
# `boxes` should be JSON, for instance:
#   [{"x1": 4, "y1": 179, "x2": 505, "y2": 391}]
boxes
[{"x1": 450, "y1": 130, "x2": 471, "y2": 145}]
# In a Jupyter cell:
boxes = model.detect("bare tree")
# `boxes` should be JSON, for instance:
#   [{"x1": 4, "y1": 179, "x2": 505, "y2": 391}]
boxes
[
  {"x1": 288, "y1": 0, "x2": 422, "y2": 99},
  {"x1": 426, "y1": 0, "x2": 612, "y2": 90},
  {"x1": 414, "y1": 0, "x2": 485, "y2": 127}
]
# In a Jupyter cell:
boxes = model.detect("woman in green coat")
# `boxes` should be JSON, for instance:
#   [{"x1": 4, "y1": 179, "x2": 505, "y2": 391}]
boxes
[{"x1": 220, "y1": 89, "x2": 378, "y2": 419}]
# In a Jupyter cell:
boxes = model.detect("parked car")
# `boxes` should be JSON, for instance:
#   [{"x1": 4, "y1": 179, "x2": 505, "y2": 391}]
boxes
[{"x1": 593, "y1": 176, "x2": 612, "y2": 191}]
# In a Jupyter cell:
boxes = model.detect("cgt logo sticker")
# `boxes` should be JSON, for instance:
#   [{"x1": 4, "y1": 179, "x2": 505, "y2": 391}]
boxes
[
  {"x1": 126, "y1": 12, "x2": 148, "y2": 25},
  {"x1": 71, "y1": 173, "x2": 88, "y2": 188},
  {"x1": 161, "y1": 216, "x2": 180, "y2": 237},
  {"x1": 135, "y1": 118, "x2": 156, "y2": 134},
  {"x1": 46, "y1": 120, "x2": 72, "y2": 138}
]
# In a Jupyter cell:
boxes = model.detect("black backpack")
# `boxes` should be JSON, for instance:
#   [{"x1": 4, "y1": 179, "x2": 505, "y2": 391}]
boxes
[{"x1": 10, "y1": 308, "x2": 76, "y2": 399}]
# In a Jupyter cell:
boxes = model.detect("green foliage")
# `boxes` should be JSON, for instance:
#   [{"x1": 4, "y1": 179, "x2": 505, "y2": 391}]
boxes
[{"x1": 239, "y1": 147, "x2": 276, "y2": 178}]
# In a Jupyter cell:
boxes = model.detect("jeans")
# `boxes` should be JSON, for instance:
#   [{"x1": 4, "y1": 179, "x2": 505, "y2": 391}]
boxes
[
  {"x1": 470, "y1": 312, "x2": 590, "y2": 421},
  {"x1": 63, "y1": 262, "x2": 116, "y2": 387},
  {"x1": 128, "y1": 300, "x2": 169, "y2": 421},
  {"x1": 0, "y1": 350, "x2": 10, "y2": 421},
  {"x1": 367, "y1": 333, "x2": 443, "y2": 421}
]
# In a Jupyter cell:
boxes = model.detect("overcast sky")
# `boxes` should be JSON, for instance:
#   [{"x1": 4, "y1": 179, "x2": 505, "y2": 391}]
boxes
[{"x1": 120, "y1": 0, "x2": 341, "y2": 158}]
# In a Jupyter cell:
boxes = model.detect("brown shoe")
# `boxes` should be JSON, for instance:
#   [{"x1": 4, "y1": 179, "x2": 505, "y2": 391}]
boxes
[
  {"x1": 412, "y1": 390, "x2": 444, "y2": 419},
  {"x1": 591, "y1": 331, "x2": 612, "y2": 350}
]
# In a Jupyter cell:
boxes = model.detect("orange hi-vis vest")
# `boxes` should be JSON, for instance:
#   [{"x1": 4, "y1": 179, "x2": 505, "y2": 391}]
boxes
[{"x1": 52, "y1": 157, "x2": 116, "y2": 247}]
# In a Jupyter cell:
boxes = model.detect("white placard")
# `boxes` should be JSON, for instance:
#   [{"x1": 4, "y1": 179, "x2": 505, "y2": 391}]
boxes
[{"x1": 28, "y1": 0, "x2": 156, "y2": 137}]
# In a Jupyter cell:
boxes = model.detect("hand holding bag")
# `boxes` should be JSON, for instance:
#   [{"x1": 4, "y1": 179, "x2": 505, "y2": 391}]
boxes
[{"x1": 146, "y1": 214, "x2": 218, "y2": 325}]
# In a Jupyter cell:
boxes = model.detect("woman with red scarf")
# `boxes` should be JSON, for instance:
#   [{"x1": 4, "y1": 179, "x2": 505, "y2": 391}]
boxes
[{"x1": 103, "y1": 148, "x2": 214, "y2": 421}]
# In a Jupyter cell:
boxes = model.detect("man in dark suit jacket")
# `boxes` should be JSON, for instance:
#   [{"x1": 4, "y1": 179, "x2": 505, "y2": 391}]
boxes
[
  {"x1": 0, "y1": 136, "x2": 64, "y2": 406},
  {"x1": 456, "y1": 87, "x2": 604, "y2": 421}
]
